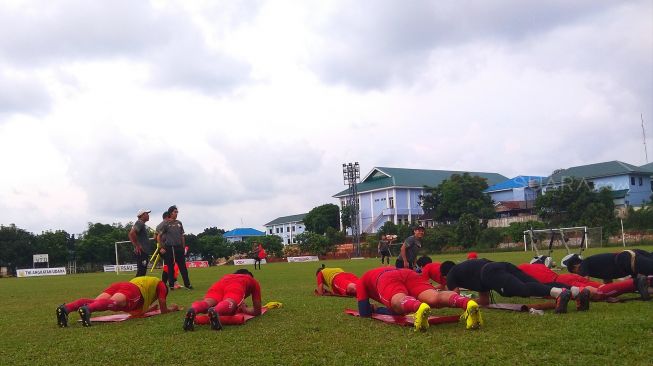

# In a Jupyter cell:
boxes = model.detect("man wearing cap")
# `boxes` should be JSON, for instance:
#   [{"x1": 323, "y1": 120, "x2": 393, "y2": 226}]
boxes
[
  {"x1": 396, "y1": 226, "x2": 425, "y2": 270},
  {"x1": 562, "y1": 250, "x2": 653, "y2": 300},
  {"x1": 128, "y1": 209, "x2": 152, "y2": 277},
  {"x1": 160, "y1": 205, "x2": 193, "y2": 289}
]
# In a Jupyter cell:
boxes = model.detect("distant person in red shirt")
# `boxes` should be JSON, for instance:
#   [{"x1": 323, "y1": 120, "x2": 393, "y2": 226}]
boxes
[
  {"x1": 356, "y1": 267, "x2": 482, "y2": 331},
  {"x1": 183, "y1": 269, "x2": 262, "y2": 331},
  {"x1": 467, "y1": 252, "x2": 478, "y2": 260},
  {"x1": 56, "y1": 276, "x2": 178, "y2": 327},
  {"x1": 316, "y1": 265, "x2": 358, "y2": 296},
  {"x1": 520, "y1": 256, "x2": 644, "y2": 301},
  {"x1": 253, "y1": 243, "x2": 267, "y2": 270},
  {"x1": 416, "y1": 256, "x2": 454, "y2": 290}
]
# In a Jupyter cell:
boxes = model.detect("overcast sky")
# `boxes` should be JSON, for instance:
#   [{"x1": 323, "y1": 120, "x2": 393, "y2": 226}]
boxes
[{"x1": 0, "y1": 0, "x2": 651, "y2": 235}]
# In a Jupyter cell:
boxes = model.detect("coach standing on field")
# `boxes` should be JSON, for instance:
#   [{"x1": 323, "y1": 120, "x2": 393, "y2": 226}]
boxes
[
  {"x1": 160, "y1": 205, "x2": 193, "y2": 290},
  {"x1": 128, "y1": 209, "x2": 152, "y2": 277}
]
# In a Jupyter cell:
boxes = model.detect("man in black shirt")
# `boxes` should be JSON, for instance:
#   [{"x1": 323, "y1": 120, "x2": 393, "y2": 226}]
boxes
[
  {"x1": 128, "y1": 209, "x2": 152, "y2": 277},
  {"x1": 396, "y1": 226, "x2": 425, "y2": 270},
  {"x1": 562, "y1": 250, "x2": 652, "y2": 300},
  {"x1": 445, "y1": 259, "x2": 590, "y2": 313}
]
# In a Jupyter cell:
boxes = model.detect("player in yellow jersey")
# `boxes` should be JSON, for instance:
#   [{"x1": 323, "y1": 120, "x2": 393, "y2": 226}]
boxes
[
  {"x1": 56, "y1": 276, "x2": 178, "y2": 327},
  {"x1": 316, "y1": 265, "x2": 358, "y2": 296}
]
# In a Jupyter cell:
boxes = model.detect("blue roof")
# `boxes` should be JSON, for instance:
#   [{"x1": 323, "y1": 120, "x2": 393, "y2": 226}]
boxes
[
  {"x1": 223, "y1": 228, "x2": 266, "y2": 238},
  {"x1": 484, "y1": 176, "x2": 546, "y2": 193}
]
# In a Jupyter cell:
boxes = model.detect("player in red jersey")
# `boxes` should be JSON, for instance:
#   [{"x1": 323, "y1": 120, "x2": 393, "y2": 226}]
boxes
[
  {"x1": 356, "y1": 267, "x2": 482, "y2": 331},
  {"x1": 183, "y1": 269, "x2": 262, "y2": 331},
  {"x1": 316, "y1": 265, "x2": 358, "y2": 296},
  {"x1": 55, "y1": 276, "x2": 177, "y2": 327},
  {"x1": 416, "y1": 256, "x2": 454, "y2": 290}
]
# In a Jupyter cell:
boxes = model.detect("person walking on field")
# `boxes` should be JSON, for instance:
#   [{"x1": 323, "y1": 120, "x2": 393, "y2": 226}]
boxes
[
  {"x1": 378, "y1": 235, "x2": 394, "y2": 265},
  {"x1": 160, "y1": 205, "x2": 192, "y2": 290},
  {"x1": 128, "y1": 209, "x2": 152, "y2": 277}
]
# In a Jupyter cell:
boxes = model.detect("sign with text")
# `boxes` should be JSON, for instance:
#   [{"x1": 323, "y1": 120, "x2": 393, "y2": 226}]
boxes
[
  {"x1": 286, "y1": 256, "x2": 319, "y2": 263},
  {"x1": 103, "y1": 264, "x2": 137, "y2": 272},
  {"x1": 234, "y1": 259, "x2": 267, "y2": 266},
  {"x1": 33, "y1": 254, "x2": 49, "y2": 263},
  {"x1": 17, "y1": 267, "x2": 66, "y2": 277},
  {"x1": 186, "y1": 261, "x2": 209, "y2": 268}
]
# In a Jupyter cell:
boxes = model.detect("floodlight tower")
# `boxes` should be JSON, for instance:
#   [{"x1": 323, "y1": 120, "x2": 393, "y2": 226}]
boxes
[{"x1": 342, "y1": 162, "x2": 361, "y2": 257}]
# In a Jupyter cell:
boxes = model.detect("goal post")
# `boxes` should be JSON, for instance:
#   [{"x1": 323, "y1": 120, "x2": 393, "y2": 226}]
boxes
[
  {"x1": 113, "y1": 238, "x2": 156, "y2": 275},
  {"x1": 522, "y1": 226, "x2": 603, "y2": 267}
]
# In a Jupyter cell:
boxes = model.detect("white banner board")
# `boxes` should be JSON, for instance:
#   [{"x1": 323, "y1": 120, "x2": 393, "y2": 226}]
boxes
[
  {"x1": 33, "y1": 254, "x2": 49, "y2": 263},
  {"x1": 103, "y1": 264, "x2": 137, "y2": 272},
  {"x1": 286, "y1": 256, "x2": 319, "y2": 263},
  {"x1": 234, "y1": 259, "x2": 267, "y2": 266},
  {"x1": 16, "y1": 267, "x2": 66, "y2": 277}
]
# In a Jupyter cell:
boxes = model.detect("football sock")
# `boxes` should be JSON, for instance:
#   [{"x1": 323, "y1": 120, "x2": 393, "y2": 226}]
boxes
[
  {"x1": 447, "y1": 293, "x2": 470, "y2": 309},
  {"x1": 192, "y1": 300, "x2": 210, "y2": 314},
  {"x1": 399, "y1": 296, "x2": 422, "y2": 313},
  {"x1": 215, "y1": 300, "x2": 237, "y2": 316},
  {"x1": 65, "y1": 299, "x2": 95, "y2": 313},
  {"x1": 597, "y1": 279, "x2": 635, "y2": 298}
]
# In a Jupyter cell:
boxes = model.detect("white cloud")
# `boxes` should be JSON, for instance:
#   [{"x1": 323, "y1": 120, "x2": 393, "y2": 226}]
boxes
[{"x1": 0, "y1": 0, "x2": 650, "y2": 235}]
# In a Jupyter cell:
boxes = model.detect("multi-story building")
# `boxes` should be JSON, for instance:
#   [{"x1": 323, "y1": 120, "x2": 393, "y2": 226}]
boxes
[
  {"x1": 264, "y1": 213, "x2": 307, "y2": 245},
  {"x1": 484, "y1": 176, "x2": 546, "y2": 217},
  {"x1": 333, "y1": 167, "x2": 507, "y2": 234}
]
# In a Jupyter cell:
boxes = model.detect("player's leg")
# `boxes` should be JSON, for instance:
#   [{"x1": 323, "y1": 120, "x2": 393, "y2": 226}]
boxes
[{"x1": 174, "y1": 247, "x2": 192, "y2": 288}]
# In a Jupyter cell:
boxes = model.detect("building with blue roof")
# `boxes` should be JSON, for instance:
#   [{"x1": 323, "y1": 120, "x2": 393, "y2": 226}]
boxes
[
  {"x1": 223, "y1": 228, "x2": 266, "y2": 243},
  {"x1": 484, "y1": 176, "x2": 546, "y2": 217}
]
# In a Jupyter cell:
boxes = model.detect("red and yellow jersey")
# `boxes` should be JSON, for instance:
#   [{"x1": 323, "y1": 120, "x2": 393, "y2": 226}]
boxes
[
  {"x1": 317, "y1": 267, "x2": 344, "y2": 289},
  {"x1": 129, "y1": 276, "x2": 166, "y2": 313}
]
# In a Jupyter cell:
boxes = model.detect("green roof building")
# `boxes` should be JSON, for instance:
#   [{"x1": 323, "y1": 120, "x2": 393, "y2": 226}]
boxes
[{"x1": 333, "y1": 167, "x2": 508, "y2": 233}]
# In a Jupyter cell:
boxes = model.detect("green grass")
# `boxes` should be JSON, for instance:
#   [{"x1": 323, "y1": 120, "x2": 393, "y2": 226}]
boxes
[{"x1": 1, "y1": 246, "x2": 652, "y2": 365}]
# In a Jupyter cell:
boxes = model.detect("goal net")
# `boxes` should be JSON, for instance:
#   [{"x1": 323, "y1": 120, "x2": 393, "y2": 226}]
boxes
[
  {"x1": 113, "y1": 238, "x2": 157, "y2": 275},
  {"x1": 522, "y1": 227, "x2": 603, "y2": 267}
]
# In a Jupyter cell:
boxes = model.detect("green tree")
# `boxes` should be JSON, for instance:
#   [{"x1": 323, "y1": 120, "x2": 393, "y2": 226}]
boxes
[
  {"x1": 340, "y1": 205, "x2": 353, "y2": 231},
  {"x1": 420, "y1": 173, "x2": 495, "y2": 223},
  {"x1": 536, "y1": 177, "x2": 616, "y2": 232},
  {"x1": 325, "y1": 227, "x2": 346, "y2": 245},
  {"x1": 197, "y1": 234, "x2": 233, "y2": 261},
  {"x1": 0, "y1": 224, "x2": 35, "y2": 272},
  {"x1": 456, "y1": 213, "x2": 480, "y2": 248},
  {"x1": 421, "y1": 225, "x2": 457, "y2": 252},
  {"x1": 304, "y1": 204, "x2": 340, "y2": 234},
  {"x1": 244, "y1": 235, "x2": 284, "y2": 258},
  {"x1": 76, "y1": 222, "x2": 132, "y2": 265},
  {"x1": 33, "y1": 230, "x2": 70, "y2": 267},
  {"x1": 295, "y1": 232, "x2": 334, "y2": 256},
  {"x1": 624, "y1": 206, "x2": 653, "y2": 231}
]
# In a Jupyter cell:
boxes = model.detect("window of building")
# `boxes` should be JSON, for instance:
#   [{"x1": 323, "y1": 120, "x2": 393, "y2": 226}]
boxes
[
  {"x1": 631, "y1": 177, "x2": 636, "y2": 185},
  {"x1": 639, "y1": 177, "x2": 643, "y2": 186},
  {"x1": 287, "y1": 238, "x2": 291, "y2": 244},
  {"x1": 292, "y1": 226, "x2": 295, "y2": 232},
  {"x1": 275, "y1": 227, "x2": 280, "y2": 233},
  {"x1": 588, "y1": 182, "x2": 595, "y2": 190},
  {"x1": 269, "y1": 229, "x2": 272, "y2": 234},
  {"x1": 286, "y1": 226, "x2": 290, "y2": 232},
  {"x1": 389, "y1": 197, "x2": 394, "y2": 209}
]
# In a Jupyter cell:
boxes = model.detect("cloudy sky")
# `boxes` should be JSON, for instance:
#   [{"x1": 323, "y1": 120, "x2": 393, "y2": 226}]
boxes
[{"x1": 0, "y1": 0, "x2": 651, "y2": 235}]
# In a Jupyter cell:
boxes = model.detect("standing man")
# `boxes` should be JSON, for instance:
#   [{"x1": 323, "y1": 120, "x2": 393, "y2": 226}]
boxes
[
  {"x1": 378, "y1": 235, "x2": 393, "y2": 265},
  {"x1": 160, "y1": 205, "x2": 192, "y2": 290},
  {"x1": 396, "y1": 226, "x2": 425, "y2": 270},
  {"x1": 155, "y1": 211, "x2": 176, "y2": 285},
  {"x1": 128, "y1": 209, "x2": 152, "y2": 277}
]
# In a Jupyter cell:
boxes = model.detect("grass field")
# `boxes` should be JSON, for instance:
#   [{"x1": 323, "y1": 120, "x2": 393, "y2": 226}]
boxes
[{"x1": 1, "y1": 246, "x2": 652, "y2": 366}]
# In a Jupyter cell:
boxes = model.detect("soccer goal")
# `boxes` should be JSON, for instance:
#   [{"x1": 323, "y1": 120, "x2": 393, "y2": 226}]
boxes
[
  {"x1": 522, "y1": 227, "x2": 603, "y2": 266},
  {"x1": 112, "y1": 238, "x2": 156, "y2": 275}
]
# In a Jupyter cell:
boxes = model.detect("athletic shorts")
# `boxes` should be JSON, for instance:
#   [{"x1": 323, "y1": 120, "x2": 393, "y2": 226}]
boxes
[
  {"x1": 206, "y1": 282, "x2": 246, "y2": 306},
  {"x1": 102, "y1": 282, "x2": 143, "y2": 311},
  {"x1": 332, "y1": 273, "x2": 358, "y2": 295},
  {"x1": 556, "y1": 274, "x2": 601, "y2": 288},
  {"x1": 377, "y1": 270, "x2": 433, "y2": 308},
  {"x1": 379, "y1": 250, "x2": 390, "y2": 256}
]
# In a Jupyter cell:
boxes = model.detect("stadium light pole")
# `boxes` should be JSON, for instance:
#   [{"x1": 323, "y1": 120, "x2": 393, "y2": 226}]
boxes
[{"x1": 342, "y1": 162, "x2": 361, "y2": 257}]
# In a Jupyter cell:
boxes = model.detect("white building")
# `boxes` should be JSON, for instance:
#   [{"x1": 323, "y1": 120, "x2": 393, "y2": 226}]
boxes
[{"x1": 264, "y1": 213, "x2": 307, "y2": 245}]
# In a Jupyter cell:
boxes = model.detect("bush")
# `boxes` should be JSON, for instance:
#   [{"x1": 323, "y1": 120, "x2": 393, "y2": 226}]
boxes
[{"x1": 477, "y1": 227, "x2": 504, "y2": 249}]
